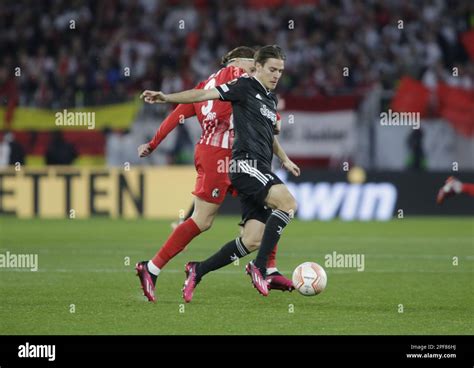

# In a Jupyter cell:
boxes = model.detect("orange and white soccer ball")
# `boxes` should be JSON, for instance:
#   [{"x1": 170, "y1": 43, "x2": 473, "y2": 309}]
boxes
[{"x1": 292, "y1": 262, "x2": 327, "y2": 296}]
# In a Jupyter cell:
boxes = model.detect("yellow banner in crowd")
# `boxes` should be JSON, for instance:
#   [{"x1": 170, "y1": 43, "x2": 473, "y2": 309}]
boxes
[
  {"x1": 0, "y1": 166, "x2": 196, "y2": 219},
  {"x1": 1, "y1": 100, "x2": 140, "y2": 130}
]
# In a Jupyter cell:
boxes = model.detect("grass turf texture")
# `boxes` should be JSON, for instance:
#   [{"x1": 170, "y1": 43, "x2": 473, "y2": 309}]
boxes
[{"x1": 0, "y1": 217, "x2": 472, "y2": 335}]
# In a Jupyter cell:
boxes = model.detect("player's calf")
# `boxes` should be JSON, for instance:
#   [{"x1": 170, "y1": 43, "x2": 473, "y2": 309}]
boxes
[
  {"x1": 190, "y1": 197, "x2": 220, "y2": 232},
  {"x1": 250, "y1": 185, "x2": 296, "y2": 278}
]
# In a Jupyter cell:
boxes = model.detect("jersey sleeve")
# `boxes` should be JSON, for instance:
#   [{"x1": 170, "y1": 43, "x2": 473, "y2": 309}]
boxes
[
  {"x1": 215, "y1": 77, "x2": 248, "y2": 102},
  {"x1": 148, "y1": 103, "x2": 196, "y2": 150}
]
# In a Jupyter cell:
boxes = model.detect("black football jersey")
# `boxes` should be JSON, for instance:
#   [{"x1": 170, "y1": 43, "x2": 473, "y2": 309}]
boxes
[{"x1": 215, "y1": 76, "x2": 279, "y2": 169}]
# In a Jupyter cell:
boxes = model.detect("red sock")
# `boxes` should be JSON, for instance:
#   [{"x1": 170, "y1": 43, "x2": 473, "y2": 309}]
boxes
[
  {"x1": 461, "y1": 183, "x2": 474, "y2": 197},
  {"x1": 151, "y1": 218, "x2": 201, "y2": 269},
  {"x1": 266, "y1": 244, "x2": 277, "y2": 268}
]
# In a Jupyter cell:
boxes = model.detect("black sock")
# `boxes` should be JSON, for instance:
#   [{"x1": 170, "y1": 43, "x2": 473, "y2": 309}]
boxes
[
  {"x1": 254, "y1": 210, "x2": 291, "y2": 275},
  {"x1": 197, "y1": 237, "x2": 249, "y2": 279}
]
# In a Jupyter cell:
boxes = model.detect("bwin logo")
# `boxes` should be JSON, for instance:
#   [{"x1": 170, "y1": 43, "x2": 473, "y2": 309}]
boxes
[
  {"x1": 276, "y1": 170, "x2": 397, "y2": 221},
  {"x1": 18, "y1": 342, "x2": 56, "y2": 361},
  {"x1": 296, "y1": 182, "x2": 397, "y2": 221}
]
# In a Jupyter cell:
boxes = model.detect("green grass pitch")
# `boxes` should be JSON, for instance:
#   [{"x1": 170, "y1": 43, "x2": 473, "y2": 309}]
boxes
[{"x1": 0, "y1": 216, "x2": 472, "y2": 335}]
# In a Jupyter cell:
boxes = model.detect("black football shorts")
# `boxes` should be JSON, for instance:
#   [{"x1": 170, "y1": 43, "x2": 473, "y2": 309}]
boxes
[{"x1": 230, "y1": 158, "x2": 284, "y2": 226}]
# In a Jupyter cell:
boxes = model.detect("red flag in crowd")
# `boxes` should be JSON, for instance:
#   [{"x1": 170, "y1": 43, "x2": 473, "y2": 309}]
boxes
[{"x1": 390, "y1": 77, "x2": 430, "y2": 117}]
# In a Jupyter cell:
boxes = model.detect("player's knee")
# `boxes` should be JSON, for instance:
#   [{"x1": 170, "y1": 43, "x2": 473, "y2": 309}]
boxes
[
  {"x1": 191, "y1": 215, "x2": 214, "y2": 232},
  {"x1": 288, "y1": 197, "x2": 298, "y2": 214},
  {"x1": 268, "y1": 186, "x2": 297, "y2": 215},
  {"x1": 277, "y1": 194, "x2": 297, "y2": 215},
  {"x1": 200, "y1": 218, "x2": 214, "y2": 232},
  {"x1": 241, "y1": 235, "x2": 260, "y2": 252}
]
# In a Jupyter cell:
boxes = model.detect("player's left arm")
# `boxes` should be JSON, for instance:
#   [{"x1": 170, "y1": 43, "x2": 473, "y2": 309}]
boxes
[{"x1": 273, "y1": 136, "x2": 300, "y2": 177}]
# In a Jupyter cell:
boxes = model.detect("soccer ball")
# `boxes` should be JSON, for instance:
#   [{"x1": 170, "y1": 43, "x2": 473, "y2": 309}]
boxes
[{"x1": 292, "y1": 262, "x2": 327, "y2": 296}]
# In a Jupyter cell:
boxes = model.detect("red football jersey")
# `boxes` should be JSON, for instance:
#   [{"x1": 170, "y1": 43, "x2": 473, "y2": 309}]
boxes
[{"x1": 193, "y1": 66, "x2": 246, "y2": 149}]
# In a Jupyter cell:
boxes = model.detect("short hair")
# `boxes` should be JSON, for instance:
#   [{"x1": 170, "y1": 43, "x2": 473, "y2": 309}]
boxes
[
  {"x1": 221, "y1": 46, "x2": 256, "y2": 65},
  {"x1": 254, "y1": 45, "x2": 286, "y2": 66}
]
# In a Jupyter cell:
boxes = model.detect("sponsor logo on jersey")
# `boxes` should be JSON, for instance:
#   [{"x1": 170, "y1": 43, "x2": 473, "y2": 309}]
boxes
[
  {"x1": 255, "y1": 93, "x2": 262, "y2": 100},
  {"x1": 212, "y1": 188, "x2": 220, "y2": 198},
  {"x1": 203, "y1": 111, "x2": 217, "y2": 122},
  {"x1": 259, "y1": 104, "x2": 277, "y2": 122}
]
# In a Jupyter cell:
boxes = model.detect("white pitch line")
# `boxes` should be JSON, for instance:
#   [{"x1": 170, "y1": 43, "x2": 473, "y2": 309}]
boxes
[
  {"x1": 290, "y1": 236, "x2": 474, "y2": 243},
  {"x1": 0, "y1": 234, "x2": 473, "y2": 253},
  {"x1": 1, "y1": 247, "x2": 473, "y2": 260},
  {"x1": 1, "y1": 268, "x2": 473, "y2": 274}
]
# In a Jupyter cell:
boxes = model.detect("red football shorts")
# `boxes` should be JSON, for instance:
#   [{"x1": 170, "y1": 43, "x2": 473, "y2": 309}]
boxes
[{"x1": 192, "y1": 144, "x2": 237, "y2": 204}]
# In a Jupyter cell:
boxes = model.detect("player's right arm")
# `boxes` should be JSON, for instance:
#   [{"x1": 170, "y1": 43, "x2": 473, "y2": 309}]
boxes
[
  {"x1": 140, "y1": 88, "x2": 220, "y2": 104},
  {"x1": 273, "y1": 136, "x2": 300, "y2": 177}
]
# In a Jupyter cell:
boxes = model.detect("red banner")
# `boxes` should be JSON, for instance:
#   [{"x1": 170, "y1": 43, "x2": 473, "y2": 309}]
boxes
[
  {"x1": 283, "y1": 94, "x2": 359, "y2": 111},
  {"x1": 390, "y1": 77, "x2": 430, "y2": 117},
  {"x1": 461, "y1": 30, "x2": 474, "y2": 62},
  {"x1": 437, "y1": 83, "x2": 474, "y2": 136}
]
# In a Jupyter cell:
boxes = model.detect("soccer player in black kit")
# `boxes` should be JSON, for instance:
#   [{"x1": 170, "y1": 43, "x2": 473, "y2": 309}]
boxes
[{"x1": 140, "y1": 45, "x2": 299, "y2": 297}]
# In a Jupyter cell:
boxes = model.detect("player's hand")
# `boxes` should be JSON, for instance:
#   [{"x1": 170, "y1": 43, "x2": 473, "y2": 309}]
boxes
[
  {"x1": 140, "y1": 90, "x2": 167, "y2": 104},
  {"x1": 138, "y1": 143, "x2": 153, "y2": 157},
  {"x1": 282, "y1": 159, "x2": 300, "y2": 177},
  {"x1": 274, "y1": 119, "x2": 281, "y2": 135}
]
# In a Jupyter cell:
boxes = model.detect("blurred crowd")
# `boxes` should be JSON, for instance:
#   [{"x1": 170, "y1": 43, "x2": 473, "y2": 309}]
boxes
[
  {"x1": 1, "y1": 0, "x2": 472, "y2": 113},
  {"x1": 0, "y1": 0, "x2": 472, "y2": 168}
]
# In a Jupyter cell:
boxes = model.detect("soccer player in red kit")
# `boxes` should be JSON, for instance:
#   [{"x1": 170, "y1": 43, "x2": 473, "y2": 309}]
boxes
[
  {"x1": 437, "y1": 176, "x2": 474, "y2": 204},
  {"x1": 135, "y1": 47, "x2": 294, "y2": 302}
]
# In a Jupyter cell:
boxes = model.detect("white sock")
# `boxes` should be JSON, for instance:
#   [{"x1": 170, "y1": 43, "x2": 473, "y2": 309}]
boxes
[
  {"x1": 267, "y1": 267, "x2": 278, "y2": 275},
  {"x1": 147, "y1": 260, "x2": 161, "y2": 276},
  {"x1": 453, "y1": 180, "x2": 462, "y2": 193}
]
